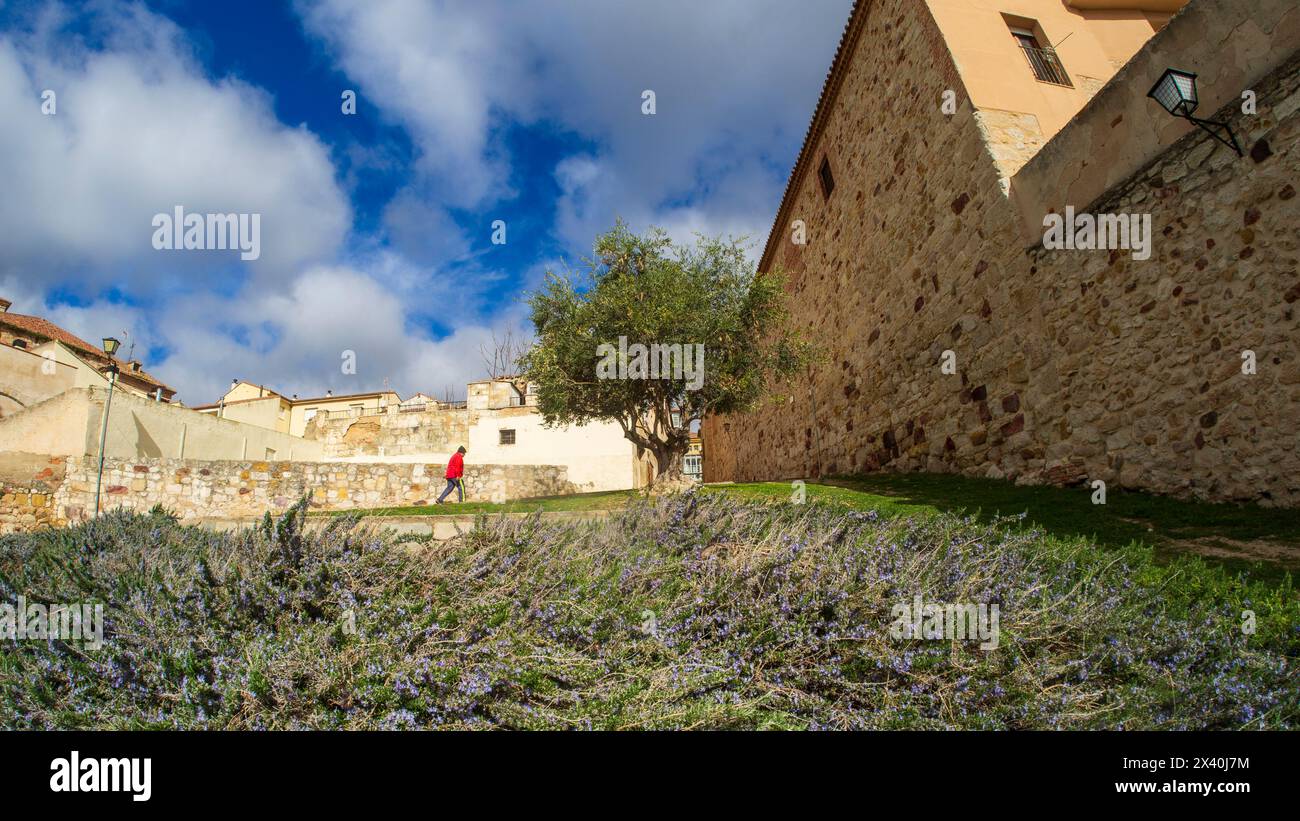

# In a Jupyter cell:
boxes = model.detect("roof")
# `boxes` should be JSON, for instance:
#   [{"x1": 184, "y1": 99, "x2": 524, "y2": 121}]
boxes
[
  {"x1": 228, "y1": 380, "x2": 285, "y2": 398},
  {"x1": 190, "y1": 393, "x2": 290, "y2": 411},
  {"x1": 757, "y1": 0, "x2": 868, "y2": 275},
  {"x1": 196, "y1": 388, "x2": 403, "y2": 409},
  {"x1": 1, "y1": 311, "x2": 177, "y2": 396},
  {"x1": 290, "y1": 390, "x2": 402, "y2": 404},
  {"x1": 1, "y1": 311, "x2": 102, "y2": 358}
]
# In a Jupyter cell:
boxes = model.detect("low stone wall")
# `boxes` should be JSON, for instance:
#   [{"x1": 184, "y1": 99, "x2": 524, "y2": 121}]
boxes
[
  {"x1": 0, "y1": 453, "x2": 66, "y2": 534},
  {"x1": 0, "y1": 453, "x2": 576, "y2": 531}
]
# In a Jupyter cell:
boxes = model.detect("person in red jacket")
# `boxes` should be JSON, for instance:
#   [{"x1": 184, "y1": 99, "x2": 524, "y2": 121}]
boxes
[{"x1": 436, "y1": 445, "x2": 467, "y2": 504}]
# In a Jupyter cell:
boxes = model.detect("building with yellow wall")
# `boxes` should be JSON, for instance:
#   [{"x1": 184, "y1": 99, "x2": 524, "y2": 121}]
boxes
[
  {"x1": 926, "y1": 0, "x2": 1186, "y2": 179},
  {"x1": 0, "y1": 297, "x2": 176, "y2": 417},
  {"x1": 193, "y1": 381, "x2": 402, "y2": 437}
]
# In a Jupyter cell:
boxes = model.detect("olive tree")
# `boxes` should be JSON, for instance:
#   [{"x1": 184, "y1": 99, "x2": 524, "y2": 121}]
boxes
[{"x1": 521, "y1": 222, "x2": 812, "y2": 486}]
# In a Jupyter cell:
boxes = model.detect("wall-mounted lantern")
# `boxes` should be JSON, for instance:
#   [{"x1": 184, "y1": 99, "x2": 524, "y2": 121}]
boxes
[{"x1": 1146, "y1": 68, "x2": 1242, "y2": 156}]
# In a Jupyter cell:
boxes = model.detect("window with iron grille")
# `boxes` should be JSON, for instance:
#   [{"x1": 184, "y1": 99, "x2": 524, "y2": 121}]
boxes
[
  {"x1": 499, "y1": 428, "x2": 516, "y2": 445},
  {"x1": 1010, "y1": 27, "x2": 1072, "y2": 87},
  {"x1": 818, "y1": 155, "x2": 835, "y2": 199}
]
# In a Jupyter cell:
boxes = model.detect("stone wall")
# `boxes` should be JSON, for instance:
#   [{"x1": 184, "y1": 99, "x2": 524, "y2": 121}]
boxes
[
  {"x1": 0, "y1": 452, "x2": 576, "y2": 531},
  {"x1": 0, "y1": 452, "x2": 66, "y2": 534},
  {"x1": 702, "y1": 0, "x2": 1300, "y2": 506},
  {"x1": 45, "y1": 456, "x2": 576, "y2": 524},
  {"x1": 705, "y1": 0, "x2": 1007, "y2": 486},
  {"x1": 1008, "y1": 0, "x2": 1300, "y2": 242},
  {"x1": 1014, "y1": 51, "x2": 1300, "y2": 503},
  {"x1": 307, "y1": 405, "x2": 469, "y2": 459}
]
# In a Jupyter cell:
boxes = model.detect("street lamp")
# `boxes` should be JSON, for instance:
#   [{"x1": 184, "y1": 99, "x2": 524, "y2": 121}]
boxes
[
  {"x1": 92, "y1": 337, "x2": 121, "y2": 518},
  {"x1": 1146, "y1": 68, "x2": 1242, "y2": 157}
]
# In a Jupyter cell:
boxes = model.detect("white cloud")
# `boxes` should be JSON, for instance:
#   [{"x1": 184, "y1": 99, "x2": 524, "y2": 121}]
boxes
[
  {"x1": 44, "y1": 299, "x2": 157, "y2": 361},
  {"x1": 2, "y1": 0, "x2": 853, "y2": 407},
  {"x1": 149, "y1": 265, "x2": 533, "y2": 404},
  {"x1": 296, "y1": 0, "x2": 525, "y2": 208},
  {"x1": 0, "y1": 1, "x2": 350, "y2": 287},
  {"x1": 297, "y1": 0, "x2": 853, "y2": 253}
]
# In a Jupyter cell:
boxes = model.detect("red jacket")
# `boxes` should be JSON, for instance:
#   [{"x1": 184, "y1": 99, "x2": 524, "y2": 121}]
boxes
[{"x1": 445, "y1": 452, "x2": 464, "y2": 480}]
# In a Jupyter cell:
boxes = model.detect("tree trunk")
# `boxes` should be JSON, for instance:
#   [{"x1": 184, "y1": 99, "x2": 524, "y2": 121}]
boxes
[{"x1": 646, "y1": 440, "x2": 693, "y2": 494}]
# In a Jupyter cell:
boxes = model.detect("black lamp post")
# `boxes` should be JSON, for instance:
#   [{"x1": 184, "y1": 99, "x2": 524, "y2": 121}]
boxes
[
  {"x1": 93, "y1": 337, "x2": 121, "y2": 517},
  {"x1": 1146, "y1": 68, "x2": 1242, "y2": 156}
]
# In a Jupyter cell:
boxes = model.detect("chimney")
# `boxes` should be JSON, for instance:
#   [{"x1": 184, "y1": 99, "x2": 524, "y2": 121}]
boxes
[
  {"x1": 128, "y1": 360, "x2": 142, "y2": 372},
  {"x1": 326, "y1": 390, "x2": 333, "y2": 397},
  {"x1": 0, "y1": 298, "x2": 10, "y2": 313}
]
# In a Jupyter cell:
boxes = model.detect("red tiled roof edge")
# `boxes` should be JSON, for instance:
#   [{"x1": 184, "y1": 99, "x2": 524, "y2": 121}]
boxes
[
  {"x1": 0, "y1": 312, "x2": 100, "y2": 356},
  {"x1": 1, "y1": 312, "x2": 176, "y2": 395}
]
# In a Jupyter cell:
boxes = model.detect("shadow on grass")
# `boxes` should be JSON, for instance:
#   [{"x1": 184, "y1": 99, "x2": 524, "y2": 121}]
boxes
[{"x1": 821, "y1": 473, "x2": 1300, "y2": 579}]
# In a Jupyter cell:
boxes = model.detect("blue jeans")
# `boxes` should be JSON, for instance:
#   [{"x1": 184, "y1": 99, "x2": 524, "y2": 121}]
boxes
[{"x1": 437, "y1": 478, "x2": 463, "y2": 503}]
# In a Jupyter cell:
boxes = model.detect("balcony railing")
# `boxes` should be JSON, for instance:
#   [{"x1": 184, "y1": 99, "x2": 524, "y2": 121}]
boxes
[
  {"x1": 1019, "y1": 44, "x2": 1072, "y2": 87},
  {"x1": 324, "y1": 408, "x2": 365, "y2": 420},
  {"x1": 399, "y1": 400, "x2": 468, "y2": 412}
]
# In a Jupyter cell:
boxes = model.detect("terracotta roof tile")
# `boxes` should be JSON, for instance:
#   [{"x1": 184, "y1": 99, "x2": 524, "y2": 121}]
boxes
[
  {"x1": 1, "y1": 311, "x2": 176, "y2": 396},
  {"x1": 1, "y1": 312, "x2": 101, "y2": 356}
]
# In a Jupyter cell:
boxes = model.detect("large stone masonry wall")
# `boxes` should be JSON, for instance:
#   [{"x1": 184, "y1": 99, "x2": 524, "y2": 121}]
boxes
[
  {"x1": 702, "y1": 0, "x2": 1300, "y2": 506},
  {"x1": 0, "y1": 455, "x2": 576, "y2": 530},
  {"x1": 1015, "y1": 51, "x2": 1300, "y2": 503},
  {"x1": 705, "y1": 0, "x2": 1014, "y2": 488}
]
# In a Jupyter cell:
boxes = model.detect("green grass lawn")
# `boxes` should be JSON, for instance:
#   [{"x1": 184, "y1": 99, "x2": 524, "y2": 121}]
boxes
[
  {"x1": 332, "y1": 473, "x2": 1300, "y2": 578},
  {"x1": 316, "y1": 488, "x2": 634, "y2": 518},
  {"x1": 709, "y1": 475, "x2": 1300, "y2": 578}
]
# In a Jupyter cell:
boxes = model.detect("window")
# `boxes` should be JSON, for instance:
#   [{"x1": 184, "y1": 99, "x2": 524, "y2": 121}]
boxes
[
  {"x1": 499, "y1": 429, "x2": 516, "y2": 445},
  {"x1": 1009, "y1": 27, "x2": 1037, "y2": 51},
  {"x1": 265, "y1": 448, "x2": 277, "y2": 460},
  {"x1": 818, "y1": 155, "x2": 835, "y2": 200},
  {"x1": 11, "y1": 339, "x2": 27, "y2": 349},
  {"x1": 1008, "y1": 24, "x2": 1072, "y2": 87},
  {"x1": 684, "y1": 455, "x2": 702, "y2": 481},
  {"x1": 303, "y1": 408, "x2": 318, "y2": 422}
]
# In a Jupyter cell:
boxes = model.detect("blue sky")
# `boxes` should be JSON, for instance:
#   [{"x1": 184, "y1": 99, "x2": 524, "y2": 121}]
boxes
[{"x1": 0, "y1": 0, "x2": 852, "y2": 402}]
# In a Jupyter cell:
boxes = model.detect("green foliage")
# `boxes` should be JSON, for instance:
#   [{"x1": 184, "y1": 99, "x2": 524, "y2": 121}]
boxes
[
  {"x1": 521, "y1": 222, "x2": 812, "y2": 472},
  {"x1": 147, "y1": 503, "x2": 179, "y2": 524}
]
